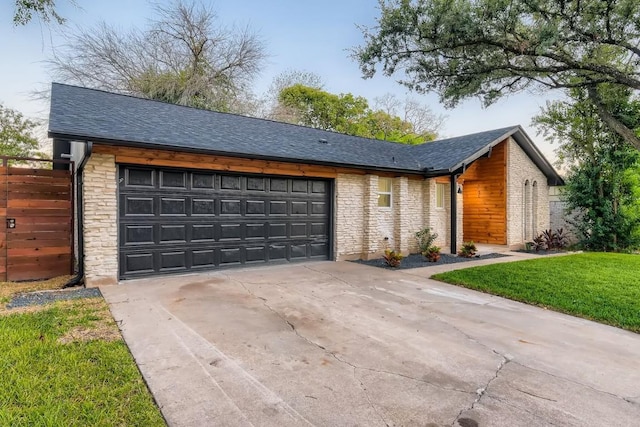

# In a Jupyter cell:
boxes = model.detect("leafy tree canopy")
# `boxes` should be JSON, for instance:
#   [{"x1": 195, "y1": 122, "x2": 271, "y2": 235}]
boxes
[
  {"x1": 534, "y1": 86, "x2": 640, "y2": 250},
  {"x1": 277, "y1": 84, "x2": 441, "y2": 143},
  {"x1": 0, "y1": 103, "x2": 42, "y2": 158},
  {"x1": 355, "y1": 0, "x2": 640, "y2": 150},
  {"x1": 12, "y1": 0, "x2": 64, "y2": 25}
]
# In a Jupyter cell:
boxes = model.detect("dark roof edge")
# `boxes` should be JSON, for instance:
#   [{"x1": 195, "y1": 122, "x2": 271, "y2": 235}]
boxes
[
  {"x1": 48, "y1": 131, "x2": 437, "y2": 177},
  {"x1": 447, "y1": 127, "x2": 521, "y2": 174},
  {"x1": 510, "y1": 126, "x2": 565, "y2": 186},
  {"x1": 447, "y1": 126, "x2": 564, "y2": 186}
]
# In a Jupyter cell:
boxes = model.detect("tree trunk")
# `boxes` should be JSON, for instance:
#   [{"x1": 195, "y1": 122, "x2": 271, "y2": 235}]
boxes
[{"x1": 587, "y1": 86, "x2": 640, "y2": 151}]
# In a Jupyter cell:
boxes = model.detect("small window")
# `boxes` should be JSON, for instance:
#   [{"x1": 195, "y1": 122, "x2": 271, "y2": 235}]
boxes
[
  {"x1": 378, "y1": 177, "x2": 392, "y2": 208},
  {"x1": 436, "y1": 183, "x2": 446, "y2": 208}
]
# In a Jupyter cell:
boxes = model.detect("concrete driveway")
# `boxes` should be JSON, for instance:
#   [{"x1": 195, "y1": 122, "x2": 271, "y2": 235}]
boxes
[{"x1": 101, "y1": 261, "x2": 640, "y2": 426}]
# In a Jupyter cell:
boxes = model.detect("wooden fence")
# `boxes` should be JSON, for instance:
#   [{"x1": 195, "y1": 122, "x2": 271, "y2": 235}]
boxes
[{"x1": 0, "y1": 157, "x2": 74, "y2": 282}]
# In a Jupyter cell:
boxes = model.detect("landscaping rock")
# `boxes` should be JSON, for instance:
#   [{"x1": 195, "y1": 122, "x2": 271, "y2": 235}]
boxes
[{"x1": 6, "y1": 287, "x2": 103, "y2": 309}]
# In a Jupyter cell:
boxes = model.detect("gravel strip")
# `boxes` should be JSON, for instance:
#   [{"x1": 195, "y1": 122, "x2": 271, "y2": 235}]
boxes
[
  {"x1": 352, "y1": 252, "x2": 510, "y2": 270},
  {"x1": 6, "y1": 288, "x2": 103, "y2": 309}
]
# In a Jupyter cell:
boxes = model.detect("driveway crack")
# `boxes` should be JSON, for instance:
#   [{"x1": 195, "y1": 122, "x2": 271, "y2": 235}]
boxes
[
  {"x1": 303, "y1": 265, "x2": 361, "y2": 290},
  {"x1": 510, "y1": 361, "x2": 639, "y2": 408},
  {"x1": 488, "y1": 394, "x2": 559, "y2": 426},
  {"x1": 235, "y1": 275, "x2": 473, "y2": 424},
  {"x1": 452, "y1": 356, "x2": 510, "y2": 426}
]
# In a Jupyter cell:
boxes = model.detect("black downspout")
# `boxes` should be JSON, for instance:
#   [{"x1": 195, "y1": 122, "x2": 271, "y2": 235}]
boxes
[
  {"x1": 63, "y1": 142, "x2": 93, "y2": 288},
  {"x1": 450, "y1": 174, "x2": 457, "y2": 255}
]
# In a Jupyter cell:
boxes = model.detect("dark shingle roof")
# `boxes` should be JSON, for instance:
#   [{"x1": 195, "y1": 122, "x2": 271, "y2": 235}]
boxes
[
  {"x1": 411, "y1": 127, "x2": 519, "y2": 171},
  {"x1": 48, "y1": 83, "x2": 563, "y2": 184}
]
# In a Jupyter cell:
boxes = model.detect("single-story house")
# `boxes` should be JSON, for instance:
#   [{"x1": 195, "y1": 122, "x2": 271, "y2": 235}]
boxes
[{"x1": 48, "y1": 83, "x2": 563, "y2": 286}]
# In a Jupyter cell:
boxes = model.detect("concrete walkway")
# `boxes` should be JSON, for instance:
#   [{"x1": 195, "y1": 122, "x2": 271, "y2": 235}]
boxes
[{"x1": 102, "y1": 257, "x2": 640, "y2": 427}]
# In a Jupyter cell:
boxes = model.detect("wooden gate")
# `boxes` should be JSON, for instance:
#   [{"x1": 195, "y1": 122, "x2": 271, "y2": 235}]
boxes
[{"x1": 0, "y1": 157, "x2": 74, "y2": 282}]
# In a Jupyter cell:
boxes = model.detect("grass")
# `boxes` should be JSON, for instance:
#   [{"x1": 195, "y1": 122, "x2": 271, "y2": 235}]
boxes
[
  {"x1": 0, "y1": 284, "x2": 166, "y2": 426},
  {"x1": 432, "y1": 252, "x2": 640, "y2": 333}
]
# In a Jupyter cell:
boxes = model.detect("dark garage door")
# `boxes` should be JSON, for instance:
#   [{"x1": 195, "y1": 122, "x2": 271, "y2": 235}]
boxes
[{"x1": 118, "y1": 165, "x2": 331, "y2": 279}]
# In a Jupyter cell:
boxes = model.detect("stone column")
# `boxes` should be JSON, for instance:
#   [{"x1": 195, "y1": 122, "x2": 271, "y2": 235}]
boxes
[
  {"x1": 83, "y1": 153, "x2": 118, "y2": 286},
  {"x1": 393, "y1": 176, "x2": 409, "y2": 253}
]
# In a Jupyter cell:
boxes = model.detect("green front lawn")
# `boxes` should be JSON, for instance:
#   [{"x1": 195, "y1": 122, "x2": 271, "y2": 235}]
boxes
[
  {"x1": 0, "y1": 298, "x2": 166, "y2": 426},
  {"x1": 432, "y1": 253, "x2": 640, "y2": 333}
]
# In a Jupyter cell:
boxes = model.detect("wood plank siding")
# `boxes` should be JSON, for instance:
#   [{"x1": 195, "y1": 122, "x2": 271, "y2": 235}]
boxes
[
  {"x1": 92, "y1": 145, "x2": 426, "y2": 179},
  {"x1": 1, "y1": 166, "x2": 73, "y2": 281},
  {"x1": 460, "y1": 140, "x2": 507, "y2": 244}
]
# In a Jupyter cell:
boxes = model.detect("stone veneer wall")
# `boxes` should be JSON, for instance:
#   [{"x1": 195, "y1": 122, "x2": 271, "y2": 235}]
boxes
[
  {"x1": 83, "y1": 153, "x2": 118, "y2": 286},
  {"x1": 506, "y1": 138, "x2": 550, "y2": 247},
  {"x1": 549, "y1": 186, "x2": 577, "y2": 242},
  {"x1": 335, "y1": 174, "x2": 366, "y2": 259},
  {"x1": 335, "y1": 173, "x2": 455, "y2": 259}
]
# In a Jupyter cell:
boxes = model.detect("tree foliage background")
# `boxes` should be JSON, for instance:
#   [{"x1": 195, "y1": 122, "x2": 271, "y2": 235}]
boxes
[
  {"x1": 277, "y1": 84, "x2": 443, "y2": 143},
  {"x1": 356, "y1": 0, "x2": 640, "y2": 150},
  {"x1": 50, "y1": 1, "x2": 267, "y2": 114},
  {"x1": 534, "y1": 87, "x2": 640, "y2": 250},
  {"x1": 0, "y1": 103, "x2": 42, "y2": 158}
]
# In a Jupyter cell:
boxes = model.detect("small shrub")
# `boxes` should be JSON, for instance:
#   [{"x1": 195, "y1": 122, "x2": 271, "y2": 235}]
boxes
[
  {"x1": 383, "y1": 249, "x2": 403, "y2": 267},
  {"x1": 541, "y1": 228, "x2": 569, "y2": 251},
  {"x1": 554, "y1": 228, "x2": 569, "y2": 250},
  {"x1": 458, "y1": 241, "x2": 477, "y2": 258},
  {"x1": 542, "y1": 229, "x2": 557, "y2": 250},
  {"x1": 415, "y1": 227, "x2": 438, "y2": 254},
  {"x1": 532, "y1": 234, "x2": 546, "y2": 252},
  {"x1": 424, "y1": 245, "x2": 441, "y2": 262}
]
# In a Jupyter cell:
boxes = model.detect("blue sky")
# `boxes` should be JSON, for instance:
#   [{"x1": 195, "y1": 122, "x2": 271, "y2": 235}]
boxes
[{"x1": 1, "y1": 0, "x2": 558, "y2": 159}]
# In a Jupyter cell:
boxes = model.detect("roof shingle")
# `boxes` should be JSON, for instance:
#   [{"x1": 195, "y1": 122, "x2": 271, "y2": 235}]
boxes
[{"x1": 48, "y1": 83, "x2": 562, "y2": 184}]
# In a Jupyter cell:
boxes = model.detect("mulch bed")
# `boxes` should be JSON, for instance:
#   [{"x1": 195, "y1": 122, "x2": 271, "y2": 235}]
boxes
[
  {"x1": 352, "y1": 252, "x2": 510, "y2": 270},
  {"x1": 514, "y1": 250, "x2": 568, "y2": 256}
]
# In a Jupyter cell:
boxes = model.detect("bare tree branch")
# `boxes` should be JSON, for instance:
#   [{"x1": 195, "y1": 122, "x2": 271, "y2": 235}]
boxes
[{"x1": 49, "y1": 0, "x2": 267, "y2": 114}]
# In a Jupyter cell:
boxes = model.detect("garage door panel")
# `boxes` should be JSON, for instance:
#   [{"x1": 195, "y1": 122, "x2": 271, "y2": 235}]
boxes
[
  {"x1": 192, "y1": 198, "x2": 215, "y2": 216},
  {"x1": 192, "y1": 249, "x2": 215, "y2": 267},
  {"x1": 159, "y1": 224, "x2": 187, "y2": 243},
  {"x1": 160, "y1": 197, "x2": 187, "y2": 216},
  {"x1": 269, "y1": 200, "x2": 287, "y2": 215},
  {"x1": 220, "y1": 175, "x2": 241, "y2": 190},
  {"x1": 292, "y1": 180, "x2": 308, "y2": 193},
  {"x1": 246, "y1": 200, "x2": 266, "y2": 215},
  {"x1": 192, "y1": 224, "x2": 215, "y2": 241},
  {"x1": 246, "y1": 223, "x2": 267, "y2": 239},
  {"x1": 311, "y1": 222, "x2": 327, "y2": 236},
  {"x1": 220, "y1": 199, "x2": 241, "y2": 215},
  {"x1": 246, "y1": 246, "x2": 266, "y2": 262},
  {"x1": 311, "y1": 243, "x2": 329, "y2": 257},
  {"x1": 123, "y1": 224, "x2": 155, "y2": 245},
  {"x1": 122, "y1": 252, "x2": 155, "y2": 275},
  {"x1": 311, "y1": 201, "x2": 327, "y2": 215},
  {"x1": 123, "y1": 196, "x2": 155, "y2": 216},
  {"x1": 291, "y1": 223, "x2": 307, "y2": 238},
  {"x1": 119, "y1": 166, "x2": 331, "y2": 278},
  {"x1": 269, "y1": 244, "x2": 287, "y2": 260},
  {"x1": 290, "y1": 244, "x2": 307, "y2": 259},
  {"x1": 246, "y1": 177, "x2": 265, "y2": 191},
  {"x1": 159, "y1": 251, "x2": 187, "y2": 271},
  {"x1": 291, "y1": 201, "x2": 308, "y2": 215},
  {"x1": 191, "y1": 172, "x2": 215, "y2": 189},
  {"x1": 269, "y1": 178, "x2": 288, "y2": 192},
  {"x1": 219, "y1": 223, "x2": 242, "y2": 241},
  {"x1": 159, "y1": 170, "x2": 187, "y2": 189},
  {"x1": 311, "y1": 181, "x2": 327, "y2": 194},
  {"x1": 125, "y1": 168, "x2": 155, "y2": 187},
  {"x1": 269, "y1": 223, "x2": 287, "y2": 239},
  {"x1": 220, "y1": 247, "x2": 241, "y2": 264}
]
